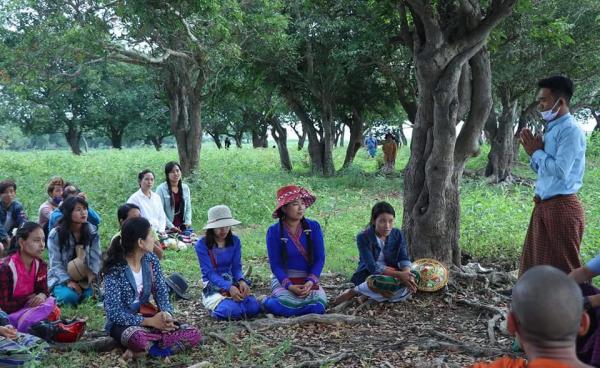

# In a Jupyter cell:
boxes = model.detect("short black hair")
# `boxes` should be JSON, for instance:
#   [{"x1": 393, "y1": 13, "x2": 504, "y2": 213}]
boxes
[
  {"x1": 537, "y1": 76, "x2": 574, "y2": 103},
  {"x1": 0, "y1": 180, "x2": 16, "y2": 194}
]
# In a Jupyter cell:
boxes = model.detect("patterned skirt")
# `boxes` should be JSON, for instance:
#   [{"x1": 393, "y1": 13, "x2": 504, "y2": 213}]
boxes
[
  {"x1": 110, "y1": 323, "x2": 201, "y2": 358},
  {"x1": 263, "y1": 272, "x2": 327, "y2": 317},
  {"x1": 519, "y1": 194, "x2": 584, "y2": 277}
]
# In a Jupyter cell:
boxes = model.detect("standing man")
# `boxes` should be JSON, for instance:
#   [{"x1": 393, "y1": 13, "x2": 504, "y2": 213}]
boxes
[{"x1": 519, "y1": 76, "x2": 586, "y2": 276}]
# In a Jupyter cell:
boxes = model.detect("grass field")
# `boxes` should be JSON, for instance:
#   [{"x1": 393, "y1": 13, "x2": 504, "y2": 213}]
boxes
[{"x1": 1, "y1": 142, "x2": 599, "y2": 366}]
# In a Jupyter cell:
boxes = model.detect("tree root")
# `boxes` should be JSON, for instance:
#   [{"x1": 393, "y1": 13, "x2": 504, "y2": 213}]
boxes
[
  {"x1": 416, "y1": 338, "x2": 503, "y2": 358},
  {"x1": 456, "y1": 298, "x2": 506, "y2": 316},
  {"x1": 487, "y1": 314, "x2": 504, "y2": 345},
  {"x1": 292, "y1": 351, "x2": 354, "y2": 368},
  {"x1": 205, "y1": 332, "x2": 238, "y2": 352},
  {"x1": 352, "y1": 299, "x2": 375, "y2": 316},
  {"x1": 245, "y1": 313, "x2": 375, "y2": 331},
  {"x1": 51, "y1": 336, "x2": 117, "y2": 352},
  {"x1": 240, "y1": 321, "x2": 318, "y2": 357}
]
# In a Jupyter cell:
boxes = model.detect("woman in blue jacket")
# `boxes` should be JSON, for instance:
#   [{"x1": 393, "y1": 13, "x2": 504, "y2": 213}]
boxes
[
  {"x1": 102, "y1": 217, "x2": 201, "y2": 360},
  {"x1": 333, "y1": 202, "x2": 417, "y2": 305}
]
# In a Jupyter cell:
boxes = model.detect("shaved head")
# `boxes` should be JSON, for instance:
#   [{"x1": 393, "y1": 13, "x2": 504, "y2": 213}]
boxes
[{"x1": 512, "y1": 265, "x2": 583, "y2": 346}]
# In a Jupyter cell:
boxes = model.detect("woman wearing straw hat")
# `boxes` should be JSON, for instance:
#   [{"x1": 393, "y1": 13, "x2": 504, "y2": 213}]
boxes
[
  {"x1": 195, "y1": 205, "x2": 260, "y2": 320},
  {"x1": 263, "y1": 185, "x2": 327, "y2": 317}
]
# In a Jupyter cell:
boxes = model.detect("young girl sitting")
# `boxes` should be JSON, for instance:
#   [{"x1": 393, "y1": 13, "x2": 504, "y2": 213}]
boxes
[
  {"x1": 112, "y1": 203, "x2": 163, "y2": 260},
  {"x1": 195, "y1": 205, "x2": 260, "y2": 320},
  {"x1": 0, "y1": 180, "x2": 28, "y2": 253},
  {"x1": 0, "y1": 222, "x2": 60, "y2": 333},
  {"x1": 263, "y1": 185, "x2": 327, "y2": 317},
  {"x1": 102, "y1": 217, "x2": 201, "y2": 360},
  {"x1": 47, "y1": 197, "x2": 102, "y2": 306},
  {"x1": 333, "y1": 201, "x2": 417, "y2": 306}
]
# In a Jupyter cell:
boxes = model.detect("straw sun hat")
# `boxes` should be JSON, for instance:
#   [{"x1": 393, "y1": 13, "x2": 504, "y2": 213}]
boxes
[{"x1": 203, "y1": 205, "x2": 241, "y2": 230}]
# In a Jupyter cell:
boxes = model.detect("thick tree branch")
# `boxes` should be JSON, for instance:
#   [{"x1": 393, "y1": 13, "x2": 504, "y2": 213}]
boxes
[{"x1": 453, "y1": 0, "x2": 517, "y2": 56}]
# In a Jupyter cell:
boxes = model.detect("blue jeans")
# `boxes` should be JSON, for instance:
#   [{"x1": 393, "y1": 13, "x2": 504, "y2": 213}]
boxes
[{"x1": 52, "y1": 284, "x2": 93, "y2": 306}]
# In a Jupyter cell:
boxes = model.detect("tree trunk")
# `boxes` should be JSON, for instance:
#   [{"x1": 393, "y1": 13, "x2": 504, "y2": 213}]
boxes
[
  {"x1": 398, "y1": 124, "x2": 408, "y2": 146},
  {"x1": 234, "y1": 134, "x2": 243, "y2": 148},
  {"x1": 109, "y1": 126, "x2": 124, "y2": 149},
  {"x1": 251, "y1": 124, "x2": 269, "y2": 148},
  {"x1": 319, "y1": 99, "x2": 336, "y2": 176},
  {"x1": 207, "y1": 132, "x2": 222, "y2": 149},
  {"x1": 149, "y1": 136, "x2": 163, "y2": 151},
  {"x1": 403, "y1": 48, "x2": 493, "y2": 267},
  {"x1": 283, "y1": 90, "x2": 333, "y2": 175},
  {"x1": 485, "y1": 90, "x2": 517, "y2": 182},
  {"x1": 65, "y1": 122, "x2": 82, "y2": 155},
  {"x1": 270, "y1": 116, "x2": 292, "y2": 171},
  {"x1": 290, "y1": 124, "x2": 307, "y2": 150},
  {"x1": 342, "y1": 106, "x2": 364, "y2": 168},
  {"x1": 165, "y1": 62, "x2": 203, "y2": 176},
  {"x1": 592, "y1": 111, "x2": 600, "y2": 137}
]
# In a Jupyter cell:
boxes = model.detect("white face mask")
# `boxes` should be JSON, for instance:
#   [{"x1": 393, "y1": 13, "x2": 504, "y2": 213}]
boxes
[{"x1": 540, "y1": 99, "x2": 561, "y2": 122}]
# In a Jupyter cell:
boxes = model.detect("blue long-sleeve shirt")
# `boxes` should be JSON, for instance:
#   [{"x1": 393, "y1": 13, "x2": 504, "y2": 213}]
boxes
[
  {"x1": 530, "y1": 113, "x2": 586, "y2": 200},
  {"x1": 350, "y1": 226, "x2": 411, "y2": 286},
  {"x1": 0, "y1": 200, "x2": 27, "y2": 241},
  {"x1": 47, "y1": 206, "x2": 101, "y2": 233},
  {"x1": 195, "y1": 234, "x2": 245, "y2": 292},
  {"x1": 266, "y1": 218, "x2": 325, "y2": 288},
  {"x1": 103, "y1": 252, "x2": 172, "y2": 331}
]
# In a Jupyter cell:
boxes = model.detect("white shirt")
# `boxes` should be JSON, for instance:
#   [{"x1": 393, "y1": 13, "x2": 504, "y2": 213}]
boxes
[
  {"x1": 131, "y1": 267, "x2": 144, "y2": 303},
  {"x1": 127, "y1": 189, "x2": 167, "y2": 232}
]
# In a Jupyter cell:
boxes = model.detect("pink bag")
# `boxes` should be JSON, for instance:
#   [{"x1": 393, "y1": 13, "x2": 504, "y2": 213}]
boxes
[{"x1": 8, "y1": 297, "x2": 57, "y2": 333}]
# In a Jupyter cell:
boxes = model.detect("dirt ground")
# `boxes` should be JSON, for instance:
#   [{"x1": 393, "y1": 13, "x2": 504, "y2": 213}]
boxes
[{"x1": 49, "y1": 267, "x2": 518, "y2": 368}]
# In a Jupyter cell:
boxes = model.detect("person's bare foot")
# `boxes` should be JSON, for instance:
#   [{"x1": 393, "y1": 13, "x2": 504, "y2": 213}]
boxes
[
  {"x1": 357, "y1": 295, "x2": 369, "y2": 304},
  {"x1": 121, "y1": 349, "x2": 145, "y2": 361},
  {"x1": 330, "y1": 288, "x2": 357, "y2": 307}
]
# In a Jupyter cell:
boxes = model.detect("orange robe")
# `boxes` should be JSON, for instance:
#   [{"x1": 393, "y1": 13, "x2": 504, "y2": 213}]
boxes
[{"x1": 471, "y1": 357, "x2": 575, "y2": 368}]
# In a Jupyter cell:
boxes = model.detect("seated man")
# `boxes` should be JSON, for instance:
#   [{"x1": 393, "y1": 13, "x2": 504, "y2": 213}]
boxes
[
  {"x1": 0, "y1": 180, "x2": 28, "y2": 253},
  {"x1": 472, "y1": 265, "x2": 591, "y2": 368},
  {"x1": 47, "y1": 184, "x2": 101, "y2": 232}
]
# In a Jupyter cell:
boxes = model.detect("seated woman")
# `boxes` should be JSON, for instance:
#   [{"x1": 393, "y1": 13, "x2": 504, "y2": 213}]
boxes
[
  {"x1": 156, "y1": 162, "x2": 192, "y2": 233},
  {"x1": 112, "y1": 203, "x2": 164, "y2": 260},
  {"x1": 47, "y1": 184, "x2": 101, "y2": 232},
  {"x1": 103, "y1": 217, "x2": 201, "y2": 360},
  {"x1": 332, "y1": 202, "x2": 417, "y2": 306},
  {"x1": 0, "y1": 308, "x2": 47, "y2": 365},
  {"x1": 263, "y1": 185, "x2": 327, "y2": 317},
  {"x1": 569, "y1": 258, "x2": 600, "y2": 366},
  {"x1": 0, "y1": 180, "x2": 28, "y2": 253},
  {"x1": 195, "y1": 205, "x2": 260, "y2": 320},
  {"x1": 0, "y1": 222, "x2": 60, "y2": 333},
  {"x1": 127, "y1": 170, "x2": 167, "y2": 234},
  {"x1": 38, "y1": 177, "x2": 64, "y2": 238},
  {"x1": 47, "y1": 197, "x2": 101, "y2": 306}
]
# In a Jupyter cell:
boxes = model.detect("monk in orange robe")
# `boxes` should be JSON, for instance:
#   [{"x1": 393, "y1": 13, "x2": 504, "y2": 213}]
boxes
[{"x1": 471, "y1": 266, "x2": 592, "y2": 368}]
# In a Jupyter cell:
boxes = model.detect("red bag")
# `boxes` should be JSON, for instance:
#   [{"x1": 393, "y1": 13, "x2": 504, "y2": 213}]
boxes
[{"x1": 54, "y1": 319, "x2": 86, "y2": 343}]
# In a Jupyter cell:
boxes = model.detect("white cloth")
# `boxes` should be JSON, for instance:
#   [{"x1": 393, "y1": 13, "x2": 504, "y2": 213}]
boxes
[
  {"x1": 132, "y1": 267, "x2": 144, "y2": 303},
  {"x1": 376, "y1": 237, "x2": 386, "y2": 268},
  {"x1": 355, "y1": 281, "x2": 411, "y2": 302},
  {"x1": 127, "y1": 189, "x2": 167, "y2": 232}
]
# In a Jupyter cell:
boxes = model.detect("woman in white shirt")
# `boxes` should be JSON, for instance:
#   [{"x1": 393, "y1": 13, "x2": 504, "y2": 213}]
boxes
[{"x1": 127, "y1": 170, "x2": 166, "y2": 233}]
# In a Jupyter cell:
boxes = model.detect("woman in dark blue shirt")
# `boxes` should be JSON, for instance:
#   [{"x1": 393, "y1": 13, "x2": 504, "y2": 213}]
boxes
[
  {"x1": 333, "y1": 202, "x2": 417, "y2": 306},
  {"x1": 195, "y1": 205, "x2": 260, "y2": 320}
]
